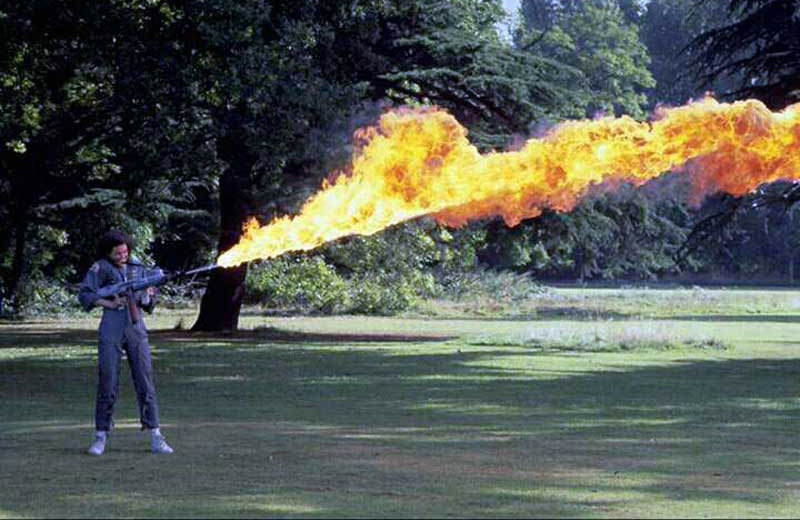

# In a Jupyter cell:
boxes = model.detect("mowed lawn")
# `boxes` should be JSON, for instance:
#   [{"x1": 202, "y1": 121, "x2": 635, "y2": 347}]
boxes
[{"x1": 1, "y1": 287, "x2": 799, "y2": 518}]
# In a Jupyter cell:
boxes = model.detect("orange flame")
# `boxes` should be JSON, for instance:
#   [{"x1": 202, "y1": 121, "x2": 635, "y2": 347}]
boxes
[{"x1": 217, "y1": 97, "x2": 800, "y2": 268}]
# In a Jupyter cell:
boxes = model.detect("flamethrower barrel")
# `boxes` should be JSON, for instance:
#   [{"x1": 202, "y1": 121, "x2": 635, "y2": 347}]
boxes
[{"x1": 181, "y1": 264, "x2": 221, "y2": 276}]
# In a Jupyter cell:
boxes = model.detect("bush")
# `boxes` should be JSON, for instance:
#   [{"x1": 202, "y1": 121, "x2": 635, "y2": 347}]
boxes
[
  {"x1": 244, "y1": 250, "x2": 444, "y2": 315},
  {"x1": 18, "y1": 280, "x2": 82, "y2": 317},
  {"x1": 348, "y1": 272, "x2": 425, "y2": 314},
  {"x1": 155, "y1": 279, "x2": 206, "y2": 309},
  {"x1": 244, "y1": 221, "x2": 452, "y2": 315},
  {"x1": 246, "y1": 255, "x2": 350, "y2": 313},
  {"x1": 438, "y1": 268, "x2": 546, "y2": 302},
  {"x1": 242, "y1": 222, "x2": 545, "y2": 316}
]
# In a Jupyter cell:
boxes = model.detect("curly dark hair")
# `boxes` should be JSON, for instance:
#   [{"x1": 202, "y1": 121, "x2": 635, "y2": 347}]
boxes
[{"x1": 97, "y1": 229, "x2": 134, "y2": 259}]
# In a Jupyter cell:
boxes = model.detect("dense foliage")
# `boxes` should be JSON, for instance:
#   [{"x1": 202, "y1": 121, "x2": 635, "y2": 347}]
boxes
[{"x1": 686, "y1": 0, "x2": 800, "y2": 109}]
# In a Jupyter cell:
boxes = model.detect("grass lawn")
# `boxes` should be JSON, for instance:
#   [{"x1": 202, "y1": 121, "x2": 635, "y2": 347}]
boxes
[{"x1": 1, "y1": 287, "x2": 799, "y2": 518}]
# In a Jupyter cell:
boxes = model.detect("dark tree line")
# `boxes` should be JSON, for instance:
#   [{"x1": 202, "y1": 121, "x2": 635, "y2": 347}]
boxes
[{"x1": 2, "y1": 0, "x2": 799, "y2": 326}]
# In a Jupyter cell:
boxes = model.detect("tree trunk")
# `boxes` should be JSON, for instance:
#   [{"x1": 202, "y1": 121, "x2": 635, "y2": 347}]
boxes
[
  {"x1": 192, "y1": 261, "x2": 247, "y2": 331},
  {"x1": 6, "y1": 212, "x2": 30, "y2": 312},
  {"x1": 192, "y1": 127, "x2": 255, "y2": 331},
  {"x1": 575, "y1": 245, "x2": 585, "y2": 283}
]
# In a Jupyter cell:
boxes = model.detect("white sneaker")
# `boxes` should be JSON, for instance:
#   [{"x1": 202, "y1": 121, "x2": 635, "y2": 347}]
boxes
[
  {"x1": 151, "y1": 433, "x2": 173, "y2": 454},
  {"x1": 88, "y1": 433, "x2": 107, "y2": 456}
]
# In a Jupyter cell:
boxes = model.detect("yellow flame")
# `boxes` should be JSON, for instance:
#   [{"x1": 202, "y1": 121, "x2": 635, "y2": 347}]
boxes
[{"x1": 218, "y1": 97, "x2": 800, "y2": 268}]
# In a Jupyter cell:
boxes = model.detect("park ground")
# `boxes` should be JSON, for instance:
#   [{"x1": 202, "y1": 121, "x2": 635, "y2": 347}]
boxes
[{"x1": 1, "y1": 286, "x2": 799, "y2": 518}]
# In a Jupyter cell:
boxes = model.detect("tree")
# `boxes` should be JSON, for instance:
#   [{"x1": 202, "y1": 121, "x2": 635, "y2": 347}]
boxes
[
  {"x1": 517, "y1": 0, "x2": 655, "y2": 118},
  {"x1": 342, "y1": 0, "x2": 581, "y2": 146},
  {"x1": 476, "y1": 0, "x2": 667, "y2": 282},
  {"x1": 0, "y1": 0, "x2": 580, "y2": 323},
  {"x1": 188, "y1": 0, "x2": 583, "y2": 329},
  {"x1": 0, "y1": 1, "x2": 216, "y2": 313},
  {"x1": 477, "y1": 177, "x2": 692, "y2": 281},
  {"x1": 639, "y1": 0, "x2": 733, "y2": 108},
  {"x1": 678, "y1": 0, "x2": 800, "y2": 280},
  {"x1": 677, "y1": 184, "x2": 800, "y2": 282},
  {"x1": 687, "y1": 0, "x2": 800, "y2": 110},
  {"x1": 184, "y1": 0, "x2": 371, "y2": 330}
]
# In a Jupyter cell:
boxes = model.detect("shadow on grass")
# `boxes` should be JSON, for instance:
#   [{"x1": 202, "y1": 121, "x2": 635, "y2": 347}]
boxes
[
  {"x1": 0, "y1": 327, "x2": 96, "y2": 349},
  {"x1": 0, "y1": 327, "x2": 455, "y2": 351},
  {"x1": 157, "y1": 327, "x2": 456, "y2": 343},
  {"x1": 534, "y1": 307, "x2": 633, "y2": 320},
  {"x1": 1, "y1": 326, "x2": 798, "y2": 517}
]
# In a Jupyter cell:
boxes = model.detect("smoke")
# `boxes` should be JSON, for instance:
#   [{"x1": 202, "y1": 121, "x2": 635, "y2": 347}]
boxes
[{"x1": 311, "y1": 100, "x2": 392, "y2": 179}]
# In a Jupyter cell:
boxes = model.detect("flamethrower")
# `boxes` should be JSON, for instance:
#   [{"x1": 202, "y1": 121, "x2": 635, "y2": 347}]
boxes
[{"x1": 95, "y1": 263, "x2": 221, "y2": 300}]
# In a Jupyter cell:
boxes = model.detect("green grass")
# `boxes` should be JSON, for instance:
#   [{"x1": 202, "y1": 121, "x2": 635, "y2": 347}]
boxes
[
  {"x1": 1, "y1": 287, "x2": 799, "y2": 518},
  {"x1": 418, "y1": 284, "x2": 800, "y2": 320}
]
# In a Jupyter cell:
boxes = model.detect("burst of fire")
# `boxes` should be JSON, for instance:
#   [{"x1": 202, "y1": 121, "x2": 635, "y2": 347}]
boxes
[{"x1": 217, "y1": 97, "x2": 800, "y2": 268}]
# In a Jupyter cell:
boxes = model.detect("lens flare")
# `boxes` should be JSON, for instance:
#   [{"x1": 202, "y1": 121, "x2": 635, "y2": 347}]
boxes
[{"x1": 217, "y1": 97, "x2": 800, "y2": 268}]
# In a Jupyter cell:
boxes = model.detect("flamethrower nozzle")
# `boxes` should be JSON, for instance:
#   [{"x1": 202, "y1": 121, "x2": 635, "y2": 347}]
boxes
[{"x1": 180, "y1": 263, "x2": 221, "y2": 277}]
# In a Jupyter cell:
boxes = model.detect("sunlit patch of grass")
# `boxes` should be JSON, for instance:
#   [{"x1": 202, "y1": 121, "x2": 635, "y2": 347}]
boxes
[
  {"x1": 408, "y1": 401, "x2": 521, "y2": 415},
  {"x1": 494, "y1": 483, "x2": 655, "y2": 506},
  {"x1": 63, "y1": 493, "x2": 324, "y2": 517},
  {"x1": 210, "y1": 495, "x2": 323, "y2": 515},
  {"x1": 462, "y1": 320, "x2": 729, "y2": 353},
  {"x1": 0, "y1": 345, "x2": 92, "y2": 361},
  {"x1": 182, "y1": 375, "x2": 249, "y2": 383},
  {"x1": 419, "y1": 285, "x2": 800, "y2": 320},
  {"x1": 733, "y1": 398, "x2": 800, "y2": 410},
  {"x1": 0, "y1": 508, "x2": 25, "y2": 520}
]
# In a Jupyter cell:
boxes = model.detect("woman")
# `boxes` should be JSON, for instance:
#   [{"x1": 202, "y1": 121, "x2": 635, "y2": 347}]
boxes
[{"x1": 78, "y1": 229, "x2": 173, "y2": 455}]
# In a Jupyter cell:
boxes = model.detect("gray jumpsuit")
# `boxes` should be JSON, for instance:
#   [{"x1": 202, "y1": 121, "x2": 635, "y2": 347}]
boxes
[{"x1": 78, "y1": 258, "x2": 161, "y2": 432}]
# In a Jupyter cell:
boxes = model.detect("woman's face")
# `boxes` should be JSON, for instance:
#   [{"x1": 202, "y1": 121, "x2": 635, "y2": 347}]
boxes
[{"x1": 108, "y1": 244, "x2": 129, "y2": 267}]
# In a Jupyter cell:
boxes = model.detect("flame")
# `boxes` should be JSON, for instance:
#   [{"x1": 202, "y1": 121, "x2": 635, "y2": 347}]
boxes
[{"x1": 217, "y1": 97, "x2": 800, "y2": 268}]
